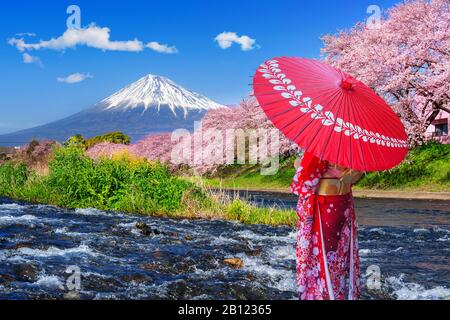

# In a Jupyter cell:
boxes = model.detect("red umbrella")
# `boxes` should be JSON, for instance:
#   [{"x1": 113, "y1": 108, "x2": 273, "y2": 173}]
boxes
[{"x1": 253, "y1": 57, "x2": 408, "y2": 172}]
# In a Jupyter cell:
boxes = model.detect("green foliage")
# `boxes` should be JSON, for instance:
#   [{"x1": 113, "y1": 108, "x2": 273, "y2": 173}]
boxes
[
  {"x1": 224, "y1": 198, "x2": 296, "y2": 226},
  {"x1": 0, "y1": 146, "x2": 205, "y2": 215},
  {"x1": 357, "y1": 142, "x2": 450, "y2": 191},
  {"x1": 0, "y1": 162, "x2": 29, "y2": 190},
  {"x1": 64, "y1": 134, "x2": 86, "y2": 148},
  {"x1": 203, "y1": 156, "x2": 296, "y2": 190},
  {"x1": 203, "y1": 143, "x2": 450, "y2": 193},
  {"x1": 85, "y1": 132, "x2": 131, "y2": 149},
  {"x1": 64, "y1": 132, "x2": 131, "y2": 150},
  {"x1": 45, "y1": 147, "x2": 198, "y2": 212}
]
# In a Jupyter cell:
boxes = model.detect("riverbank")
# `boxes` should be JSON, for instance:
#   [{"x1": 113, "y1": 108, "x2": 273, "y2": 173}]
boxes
[
  {"x1": 211, "y1": 186, "x2": 450, "y2": 201},
  {"x1": 1, "y1": 141, "x2": 448, "y2": 229},
  {"x1": 200, "y1": 142, "x2": 450, "y2": 198},
  {"x1": 0, "y1": 146, "x2": 297, "y2": 227}
]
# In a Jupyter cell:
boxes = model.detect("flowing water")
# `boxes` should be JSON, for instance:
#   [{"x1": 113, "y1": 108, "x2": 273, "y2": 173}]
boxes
[{"x1": 0, "y1": 193, "x2": 449, "y2": 300}]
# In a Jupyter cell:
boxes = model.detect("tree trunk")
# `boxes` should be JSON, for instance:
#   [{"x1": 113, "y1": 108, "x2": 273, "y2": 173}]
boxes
[
  {"x1": 424, "y1": 102, "x2": 442, "y2": 130},
  {"x1": 424, "y1": 102, "x2": 446, "y2": 129}
]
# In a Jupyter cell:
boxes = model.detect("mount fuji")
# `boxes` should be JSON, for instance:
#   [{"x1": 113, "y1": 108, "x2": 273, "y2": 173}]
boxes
[{"x1": 0, "y1": 75, "x2": 226, "y2": 146}]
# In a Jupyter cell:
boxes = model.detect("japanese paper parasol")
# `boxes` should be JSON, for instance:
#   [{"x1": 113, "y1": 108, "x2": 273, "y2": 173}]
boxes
[{"x1": 253, "y1": 57, "x2": 408, "y2": 172}]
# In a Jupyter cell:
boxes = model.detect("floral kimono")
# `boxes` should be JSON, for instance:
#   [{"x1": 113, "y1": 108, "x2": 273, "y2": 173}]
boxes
[{"x1": 290, "y1": 152, "x2": 361, "y2": 300}]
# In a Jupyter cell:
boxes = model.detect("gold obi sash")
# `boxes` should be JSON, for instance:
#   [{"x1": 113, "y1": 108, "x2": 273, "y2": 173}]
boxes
[
  {"x1": 318, "y1": 167, "x2": 362, "y2": 196},
  {"x1": 317, "y1": 178, "x2": 352, "y2": 196}
]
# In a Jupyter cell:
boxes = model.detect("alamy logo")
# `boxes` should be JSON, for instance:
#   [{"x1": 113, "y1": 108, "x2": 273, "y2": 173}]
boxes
[
  {"x1": 66, "y1": 5, "x2": 81, "y2": 30},
  {"x1": 367, "y1": 5, "x2": 382, "y2": 30},
  {"x1": 366, "y1": 265, "x2": 381, "y2": 290},
  {"x1": 65, "y1": 265, "x2": 81, "y2": 291}
]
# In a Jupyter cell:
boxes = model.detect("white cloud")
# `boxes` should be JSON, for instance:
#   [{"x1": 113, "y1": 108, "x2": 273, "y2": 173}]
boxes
[
  {"x1": 8, "y1": 38, "x2": 28, "y2": 52},
  {"x1": 146, "y1": 41, "x2": 178, "y2": 54},
  {"x1": 9, "y1": 24, "x2": 144, "y2": 52},
  {"x1": 57, "y1": 72, "x2": 93, "y2": 84},
  {"x1": 214, "y1": 32, "x2": 258, "y2": 51},
  {"x1": 9, "y1": 25, "x2": 178, "y2": 55},
  {"x1": 22, "y1": 53, "x2": 42, "y2": 66}
]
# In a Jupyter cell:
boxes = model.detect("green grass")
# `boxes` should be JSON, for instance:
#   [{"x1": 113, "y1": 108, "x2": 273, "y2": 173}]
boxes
[
  {"x1": 0, "y1": 146, "x2": 297, "y2": 227},
  {"x1": 224, "y1": 198, "x2": 296, "y2": 226},
  {"x1": 202, "y1": 157, "x2": 297, "y2": 191},
  {"x1": 356, "y1": 142, "x2": 450, "y2": 192},
  {"x1": 0, "y1": 147, "x2": 200, "y2": 214},
  {"x1": 199, "y1": 142, "x2": 450, "y2": 193}
]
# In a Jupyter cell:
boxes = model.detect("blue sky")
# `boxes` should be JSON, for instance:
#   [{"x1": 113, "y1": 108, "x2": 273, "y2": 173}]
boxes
[{"x1": 0, "y1": 0, "x2": 400, "y2": 133}]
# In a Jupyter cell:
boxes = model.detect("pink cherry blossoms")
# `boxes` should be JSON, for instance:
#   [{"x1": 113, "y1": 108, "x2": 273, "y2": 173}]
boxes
[
  {"x1": 322, "y1": 0, "x2": 450, "y2": 145},
  {"x1": 87, "y1": 97, "x2": 298, "y2": 175}
]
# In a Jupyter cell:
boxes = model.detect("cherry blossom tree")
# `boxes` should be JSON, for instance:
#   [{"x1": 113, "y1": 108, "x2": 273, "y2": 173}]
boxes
[
  {"x1": 86, "y1": 97, "x2": 298, "y2": 175},
  {"x1": 322, "y1": 0, "x2": 449, "y2": 145}
]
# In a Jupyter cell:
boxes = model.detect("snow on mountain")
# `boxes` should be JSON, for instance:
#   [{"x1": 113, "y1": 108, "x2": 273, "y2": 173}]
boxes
[
  {"x1": 0, "y1": 74, "x2": 228, "y2": 146},
  {"x1": 100, "y1": 74, "x2": 225, "y2": 116}
]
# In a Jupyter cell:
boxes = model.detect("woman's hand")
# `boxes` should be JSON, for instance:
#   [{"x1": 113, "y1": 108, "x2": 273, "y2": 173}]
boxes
[
  {"x1": 294, "y1": 157, "x2": 302, "y2": 170},
  {"x1": 351, "y1": 171, "x2": 364, "y2": 184}
]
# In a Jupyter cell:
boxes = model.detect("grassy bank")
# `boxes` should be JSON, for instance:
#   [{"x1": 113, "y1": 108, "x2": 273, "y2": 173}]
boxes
[
  {"x1": 202, "y1": 157, "x2": 297, "y2": 191},
  {"x1": 0, "y1": 146, "x2": 296, "y2": 227},
  {"x1": 201, "y1": 143, "x2": 450, "y2": 193}
]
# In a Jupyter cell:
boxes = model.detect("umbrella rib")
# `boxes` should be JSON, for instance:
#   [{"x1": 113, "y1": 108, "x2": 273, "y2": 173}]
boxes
[
  {"x1": 273, "y1": 87, "x2": 342, "y2": 127},
  {"x1": 273, "y1": 58, "x2": 338, "y2": 84},
  {"x1": 280, "y1": 58, "x2": 335, "y2": 80},
  {"x1": 355, "y1": 86, "x2": 403, "y2": 123},
  {"x1": 346, "y1": 92, "x2": 369, "y2": 173},
  {"x1": 352, "y1": 92, "x2": 390, "y2": 170},
  {"x1": 352, "y1": 88, "x2": 404, "y2": 143},
  {"x1": 354, "y1": 87, "x2": 407, "y2": 139},
  {"x1": 260, "y1": 86, "x2": 339, "y2": 115},
  {"x1": 253, "y1": 77, "x2": 334, "y2": 86},
  {"x1": 343, "y1": 91, "x2": 353, "y2": 170},
  {"x1": 351, "y1": 92, "x2": 394, "y2": 170},
  {"x1": 251, "y1": 84, "x2": 336, "y2": 97},
  {"x1": 303, "y1": 88, "x2": 345, "y2": 158},
  {"x1": 317, "y1": 89, "x2": 346, "y2": 163},
  {"x1": 351, "y1": 89, "x2": 390, "y2": 171},
  {"x1": 288, "y1": 89, "x2": 343, "y2": 146},
  {"x1": 259, "y1": 57, "x2": 325, "y2": 78}
]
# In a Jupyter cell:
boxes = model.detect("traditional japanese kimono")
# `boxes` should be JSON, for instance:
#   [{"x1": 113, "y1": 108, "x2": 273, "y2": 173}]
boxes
[{"x1": 291, "y1": 152, "x2": 362, "y2": 300}]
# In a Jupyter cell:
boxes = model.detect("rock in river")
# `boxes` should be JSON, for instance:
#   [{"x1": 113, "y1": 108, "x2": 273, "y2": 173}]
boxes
[
  {"x1": 12, "y1": 264, "x2": 39, "y2": 282},
  {"x1": 135, "y1": 221, "x2": 161, "y2": 236},
  {"x1": 223, "y1": 258, "x2": 244, "y2": 269}
]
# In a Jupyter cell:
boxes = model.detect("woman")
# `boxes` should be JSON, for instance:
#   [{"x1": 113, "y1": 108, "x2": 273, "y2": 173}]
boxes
[{"x1": 291, "y1": 152, "x2": 363, "y2": 300}]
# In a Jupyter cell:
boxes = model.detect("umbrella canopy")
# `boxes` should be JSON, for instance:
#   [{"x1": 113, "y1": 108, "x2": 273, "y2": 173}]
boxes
[{"x1": 253, "y1": 57, "x2": 408, "y2": 172}]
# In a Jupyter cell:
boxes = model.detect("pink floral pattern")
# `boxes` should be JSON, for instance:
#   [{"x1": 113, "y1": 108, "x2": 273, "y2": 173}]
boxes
[{"x1": 291, "y1": 153, "x2": 360, "y2": 300}]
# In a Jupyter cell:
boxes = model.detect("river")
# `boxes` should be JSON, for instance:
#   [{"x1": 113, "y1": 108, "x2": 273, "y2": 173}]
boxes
[{"x1": 0, "y1": 193, "x2": 449, "y2": 300}]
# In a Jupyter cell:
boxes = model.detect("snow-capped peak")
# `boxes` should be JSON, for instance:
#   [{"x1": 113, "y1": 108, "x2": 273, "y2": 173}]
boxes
[{"x1": 100, "y1": 74, "x2": 225, "y2": 115}]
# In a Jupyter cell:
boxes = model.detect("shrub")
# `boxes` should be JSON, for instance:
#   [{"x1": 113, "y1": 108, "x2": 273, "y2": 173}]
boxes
[
  {"x1": 0, "y1": 162, "x2": 29, "y2": 193},
  {"x1": 46, "y1": 146, "x2": 201, "y2": 212},
  {"x1": 64, "y1": 134, "x2": 86, "y2": 148},
  {"x1": 85, "y1": 132, "x2": 131, "y2": 149},
  {"x1": 13, "y1": 139, "x2": 58, "y2": 168}
]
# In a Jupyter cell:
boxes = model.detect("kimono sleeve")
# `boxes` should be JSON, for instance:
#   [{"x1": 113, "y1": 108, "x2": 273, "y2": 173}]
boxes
[{"x1": 290, "y1": 152, "x2": 327, "y2": 199}]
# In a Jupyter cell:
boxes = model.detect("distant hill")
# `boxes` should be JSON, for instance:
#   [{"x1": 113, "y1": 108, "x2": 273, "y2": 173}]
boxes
[{"x1": 0, "y1": 74, "x2": 226, "y2": 146}]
